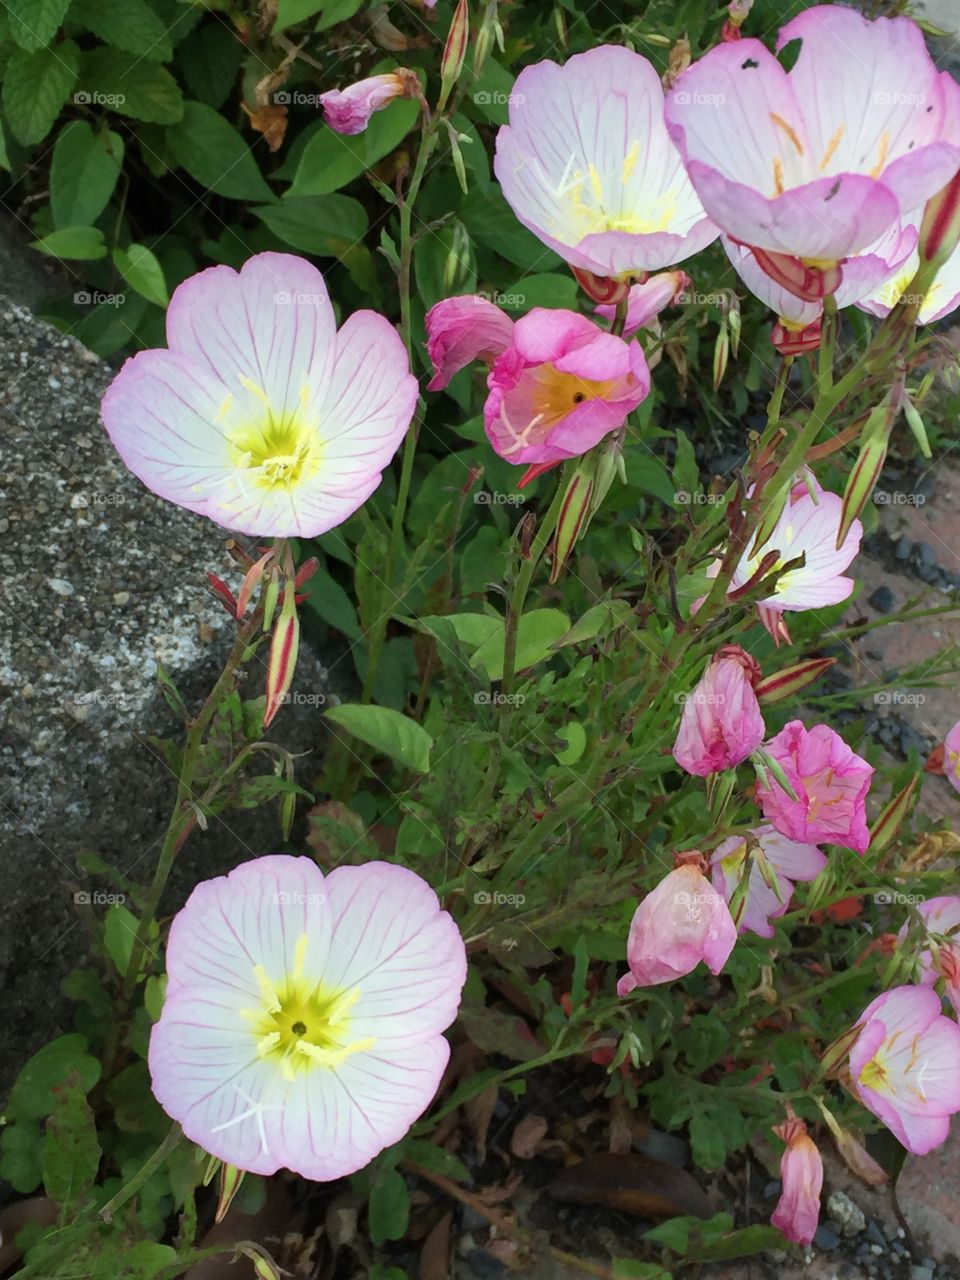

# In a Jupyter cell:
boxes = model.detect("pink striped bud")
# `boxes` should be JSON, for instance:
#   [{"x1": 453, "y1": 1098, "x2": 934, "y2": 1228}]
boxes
[
  {"x1": 215, "y1": 1163, "x2": 246, "y2": 1224},
  {"x1": 263, "y1": 582, "x2": 300, "y2": 729},
  {"x1": 754, "y1": 656, "x2": 836, "y2": 705},
  {"x1": 440, "y1": 0, "x2": 469, "y2": 105},
  {"x1": 868, "y1": 774, "x2": 919, "y2": 853},
  {"x1": 918, "y1": 169, "x2": 960, "y2": 267},
  {"x1": 771, "y1": 316, "x2": 822, "y2": 357},
  {"x1": 235, "y1": 547, "x2": 274, "y2": 620},
  {"x1": 571, "y1": 267, "x2": 634, "y2": 305},
  {"x1": 749, "y1": 246, "x2": 843, "y2": 303}
]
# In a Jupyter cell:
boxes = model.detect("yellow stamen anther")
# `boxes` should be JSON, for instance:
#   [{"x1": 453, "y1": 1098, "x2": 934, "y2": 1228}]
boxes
[{"x1": 770, "y1": 113, "x2": 804, "y2": 156}]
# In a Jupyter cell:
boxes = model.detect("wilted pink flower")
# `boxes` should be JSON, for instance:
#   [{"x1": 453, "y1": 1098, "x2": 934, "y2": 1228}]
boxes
[
  {"x1": 899, "y1": 896, "x2": 960, "y2": 1017},
  {"x1": 673, "y1": 646, "x2": 765, "y2": 777},
  {"x1": 757, "y1": 720, "x2": 874, "y2": 854},
  {"x1": 594, "y1": 271, "x2": 689, "y2": 336},
  {"x1": 101, "y1": 253, "x2": 417, "y2": 537},
  {"x1": 149, "y1": 855, "x2": 466, "y2": 1180},
  {"x1": 849, "y1": 985, "x2": 960, "y2": 1155},
  {"x1": 711, "y1": 824, "x2": 826, "y2": 938},
  {"x1": 319, "y1": 70, "x2": 418, "y2": 135},
  {"x1": 495, "y1": 46, "x2": 717, "y2": 277},
  {"x1": 724, "y1": 482, "x2": 862, "y2": 637},
  {"x1": 666, "y1": 7, "x2": 960, "y2": 290},
  {"x1": 617, "y1": 863, "x2": 737, "y2": 992},
  {"x1": 859, "y1": 239, "x2": 960, "y2": 325},
  {"x1": 425, "y1": 295, "x2": 515, "y2": 391},
  {"x1": 770, "y1": 1114, "x2": 823, "y2": 1246},
  {"x1": 484, "y1": 309, "x2": 650, "y2": 466}
]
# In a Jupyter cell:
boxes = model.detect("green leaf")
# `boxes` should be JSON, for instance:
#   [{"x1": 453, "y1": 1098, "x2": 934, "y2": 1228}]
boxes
[
  {"x1": 253, "y1": 194, "x2": 367, "y2": 256},
  {"x1": 554, "y1": 600, "x2": 634, "y2": 648},
  {"x1": 167, "y1": 100, "x2": 272, "y2": 200},
  {"x1": 69, "y1": 0, "x2": 173, "y2": 60},
  {"x1": 463, "y1": 191, "x2": 560, "y2": 271},
  {"x1": 472, "y1": 608, "x2": 570, "y2": 681},
  {"x1": 32, "y1": 225, "x2": 106, "y2": 260},
  {"x1": 613, "y1": 1265, "x2": 674, "y2": 1280},
  {"x1": 113, "y1": 243, "x2": 168, "y2": 307},
  {"x1": 325, "y1": 704, "x2": 433, "y2": 773},
  {"x1": 288, "y1": 98, "x2": 419, "y2": 196},
  {"x1": 368, "y1": 1168, "x2": 409, "y2": 1246},
  {"x1": 103, "y1": 903, "x2": 140, "y2": 976},
  {"x1": 50, "y1": 122, "x2": 124, "y2": 228},
  {"x1": 503, "y1": 272, "x2": 578, "y2": 311},
  {"x1": 77, "y1": 47, "x2": 183, "y2": 124},
  {"x1": 6, "y1": 0, "x2": 70, "y2": 51},
  {"x1": 3, "y1": 41, "x2": 79, "y2": 145},
  {"x1": 401, "y1": 1138, "x2": 470, "y2": 1183},
  {"x1": 7, "y1": 1035, "x2": 101, "y2": 1121},
  {"x1": 178, "y1": 22, "x2": 244, "y2": 109},
  {"x1": 315, "y1": 0, "x2": 367, "y2": 31},
  {"x1": 42, "y1": 1072, "x2": 101, "y2": 1213},
  {"x1": 301, "y1": 564, "x2": 361, "y2": 639},
  {"x1": 274, "y1": 0, "x2": 325, "y2": 30},
  {"x1": 555, "y1": 721, "x2": 586, "y2": 766},
  {"x1": 0, "y1": 1123, "x2": 43, "y2": 1192},
  {"x1": 90, "y1": 1241, "x2": 178, "y2": 1280}
]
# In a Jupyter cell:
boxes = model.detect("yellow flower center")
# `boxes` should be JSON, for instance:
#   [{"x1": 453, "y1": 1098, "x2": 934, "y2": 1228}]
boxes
[
  {"x1": 498, "y1": 364, "x2": 622, "y2": 457},
  {"x1": 859, "y1": 1053, "x2": 888, "y2": 1092},
  {"x1": 223, "y1": 377, "x2": 323, "y2": 493},
  {"x1": 720, "y1": 842, "x2": 747, "y2": 877},
  {"x1": 243, "y1": 935, "x2": 374, "y2": 1080}
]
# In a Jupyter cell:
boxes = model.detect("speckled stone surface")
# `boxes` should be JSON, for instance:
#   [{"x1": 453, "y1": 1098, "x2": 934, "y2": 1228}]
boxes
[{"x1": 0, "y1": 302, "x2": 337, "y2": 1089}]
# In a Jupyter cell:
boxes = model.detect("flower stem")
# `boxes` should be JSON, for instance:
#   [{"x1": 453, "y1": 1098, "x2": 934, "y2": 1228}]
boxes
[{"x1": 100, "y1": 1124, "x2": 183, "y2": 1223}]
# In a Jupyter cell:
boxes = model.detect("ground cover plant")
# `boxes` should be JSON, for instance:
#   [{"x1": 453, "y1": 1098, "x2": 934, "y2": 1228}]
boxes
[{"x1": 2, "y1": 0, "x2": 960, "y2": 1277}]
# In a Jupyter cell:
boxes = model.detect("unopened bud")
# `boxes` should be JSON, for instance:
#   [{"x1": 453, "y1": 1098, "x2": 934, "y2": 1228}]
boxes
[
  {"x1": 838, "y1": 407, "x2": 891, "y2": 549},
  {"x1": 754, "y1": 656, "x2": 836, "y2": 704},
  {"x1": 439, "y1": 0, "x2": 469, "y2": 109},
  {"x1": 918, "y1": 170, "x2": 960, "y2": 267},
  {"x1": 868, "y1": 774, "x2": 919, "y2": 853},
  {"x1": 215, "y1": 1163, "x2": 246, "y2": 1224},
  {"x1": 264, "y1": 582, "x2": 300, "y2": 729},
  {"x1": 571, "y1": 267, "x2": 631, "y2": 305},
  {"x1": 712, "y1": 319, "x2": 730, "y2": 390},
  {"x1": 751, "y1": 246, "x2": 843, "y2": 303}
]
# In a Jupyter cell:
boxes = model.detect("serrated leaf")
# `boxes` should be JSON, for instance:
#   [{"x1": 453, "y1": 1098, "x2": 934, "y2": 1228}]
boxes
[
  {"x1": 70, "y1": 0, "x2": 173, "y2": 61},
  {"x1": 3, "y1": 41, "x2": 79, "y2": 145},
  {"x1": 7, "y1": 1035, "x2": 101, "y2": 1121},
  {"x1": 42, "y1": 1072, "x2": 101, "y2": 1213},
  {"x1": 287, "y1": 98, "x2": 419, "y2": 196},
  {"x1": 6, "y1": 0, "x2": 70, "y2": 51},
  {"x1": 50, "y1": 121, "x2": 124, "y2": 228},
  {"x1": 77, "y1": 47, "x2": 183, "y2": 125},
  {"x1": 253, "y1": 194, "x2": 368, "y2": 256},
  {"x1": 32, "y1": 225, "x2": 106, "y2": 261},
  {"x1": 368, "y1": 1168, "x2": 409, "y2": 1246},
  {"x1": 167, "y1": 100, "x2": 272, "y2": 200},
  {"x1": 113, "y1": 243, "x2": 168, "y2": 307},
  {"x1": 324, "y1": 704, "x2": 432, "y2": 773}
]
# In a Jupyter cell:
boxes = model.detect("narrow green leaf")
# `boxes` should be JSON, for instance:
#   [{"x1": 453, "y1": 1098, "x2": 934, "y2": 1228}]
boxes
[{"x1": 103, "y1": 903, "x2": 140, "y2": 976}]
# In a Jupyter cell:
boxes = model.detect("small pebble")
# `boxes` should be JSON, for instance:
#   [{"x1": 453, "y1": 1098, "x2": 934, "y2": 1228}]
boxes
[
  {"x1": 47, "y1": 577, "x2": 74, "y2": 596},
  {"x1": 868, "y1": 585, "x2": 895, "y2": 613},
  {"x1": 910, "y1": 1267, "x2": 935, "y2": 1280},
  {"x1": 828, "y1": 1190, "x2": 866, "y2": 1237},
  {"x1": 814, "y1": 1223, "x2": 841, "y2": 1250},
  {"x1": 112, "y1": 592, "x2": 130, "y2": 606},
  {"x1": 762, "y1": 1179, "x2": 781, "y2": 1200},
  {"x1": 895, "y1": 535, "x2": 912, "y2": 561},
  {"x1": 866, "y1": 1220, "x2": 886, "y2": 1247},
  {"x1": 917, "y1": 542, "x2": 937, "y2": 568}
]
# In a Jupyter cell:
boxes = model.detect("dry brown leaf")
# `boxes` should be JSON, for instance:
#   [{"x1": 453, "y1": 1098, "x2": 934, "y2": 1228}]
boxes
[
  {"x1": 464, "y1": 1083, "x2": 499, "y2": 1161},
  {"x1": 510, "y1": 1114, "x2": 548, "y2": 1160},
  {"x1": 475, "y1": 1174, "x2": 523, "y2": 1206},
  {"x1": 549, "y1": 1152, "x2": 712, "y2": 1221},
  {"x1": 663, "y1": 35, "x2": 691, "y2": 88},
  {"x1": 419, "y1": 1210, "x2": 452, "y2": 1280},
  {"x1": 832, "y1": 1127, "x2": 889, "y2": 1187},
  {"x1": 242, "y1": 102, "x2": 288, "y2": 153}
]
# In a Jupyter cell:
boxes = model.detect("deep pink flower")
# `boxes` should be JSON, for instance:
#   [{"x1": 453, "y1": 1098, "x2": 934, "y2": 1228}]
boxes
[
  {"x1": 617, "y1": 863, "x2": 737, "y2": 992},
  {"x1": 665, "y1": 7, "x2": 960, "y2": 275},
  {"x1": 672, "y1": 646, "x2": 765, "y2": 777},
  {"x1": 710, "y1": 825, "x2": 826, "y2": 938},
  {"x1": 899, "y1": 896, "x2": 960, "y2": 1017},
  {"x1": 149, "y1": 855, "x2": 466, "y2": 1180},
  {"x1": 770, "y1": 1115, "x2": 823, "y2": 1246},
  {"x1": 849, "y1": 985, "x2": 960, "y2": 1155},
  {"x1": 495, "y1": 46, "x2": 717, "y2": 276},
  {"x1": 424, "y1": 295, "x2": 515, "y2": 391},
  {"x1": 757, "y1": 720, "x2": 874, "y2": 854},
  {"x1": 484, "y1": 309, "x2": 650, "y2": 466},
  {"x1": 319, "y1": 71, "x2": 418, "y2": 135},
  {"x1": 101, "y1": 253, "x2": 417, "y2": 537}
]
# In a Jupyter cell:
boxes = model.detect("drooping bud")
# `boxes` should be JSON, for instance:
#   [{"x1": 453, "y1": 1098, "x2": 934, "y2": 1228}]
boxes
[
  {"x1": 868, "y1": 774, "x2": 920, "y2": 853},
  {"x1": 754, "y1": 656, "x2": 836, "y2": 705},
  {"x1": 712, "y1": 318, "x2": 730, "y2": 390},
  {"x1": 206, "y1": 572, "x2": 238, "y2": 616},
  {"x1": 771, "y1": 316, "x2": 822, "y2": 357},
  {"x1": 439, "y1": 0, "x2": 469, "y2": 110},
  {"x1": 235, "y1": 1243, "x2": 286, "y2": 1280},
  {"x1": 215, "y1": 1163, "x2": 246, "y2": 1224},
  {"x1": 918, "y1": 169, "x2": 960, "y2": 268},
  {"x1": 837, "y1": 403, "x2": 893, "y2": 549},
  {"x1": 817, "y1": 1103, "x2": 888, "y2": 1187},
  {"x1": 264, "y1": 581, "x2": 300, "y2": 729},
  {"x1": 903, "y1": 395, "x2": 932, "y2": 459},
  {"x1": 749, "y1": 245, "x2": 844, "y2": 303},
  {"x1": 571, "y1": 267, "x2": 633, "y2": 306},
  {"x1": 446, "y1": 122, "x2": 470, "y2": 195}
]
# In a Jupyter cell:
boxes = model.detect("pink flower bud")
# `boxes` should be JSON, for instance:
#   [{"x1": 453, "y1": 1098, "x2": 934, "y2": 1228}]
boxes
[
  {"x1": 771, "y1": 1115, "x2": 823, "y2": 1246},
  {"x1": 749, "y1": 246, "x2": 844, "y2": 303},
  {"x1": 918, "y1": 169, "x2": 960, "y2": 267},
  {"x1": 263, "y1": 582, "x2": 300, "y2": 729},
  {"x1": 319, "y1": 69, "x2": 419, "y2": 136},
  {"x1": 617, "y1": 863, "x2": 736, "y2": 992},
  {"x1": 572, "y1": 268, "x2": 633, "y2": 306},
  {"x1": 771, "y1": 316, "x2": 822, "y2": 356},
  {"x1": 424, "y1": 295, "x2": 515, "y2": 391},
  {"x1": 672, "y1": 647, "x2": 765, "y2": 777},
  {"x1": 440, "y1": 0, "x2": 469, "y2": 97}
]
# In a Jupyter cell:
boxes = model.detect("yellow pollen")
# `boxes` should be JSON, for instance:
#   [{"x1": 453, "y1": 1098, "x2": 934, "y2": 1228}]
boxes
[
  {"x1": 587, "y1": 163, "x2": 603, "y2": 202},
  {"x1": 238, "y1": 375, "x2": 271, "y2": 406},
  {"x1": 773, "y1": 156, "x2": 785, "y2": 197},
  {"x1": 859, "y1": 1054, "x2": 888, "y2": 1092},
  {"x1": 870, "y1": 131, "x2": 891, "y2": 179},
  {"x1": 215, "y1": 393, "x2": 234, "y2": 423},
  {"x1": 254, "y1": 965, "x2": 281, "y2": 1013},
  {"x1": 293, "y1": 933, "x2": 308, "y2": 981},
  {"x1": 621, "y1": 140, "x2": 641, "y2": 184},
  {"x1": 248, "y1": 962, "x2": 374, "y2": 1078},
  {"x1": 770, "y1": 113, "x2": 804, "y2": 156},
  {"x1": 819, "y1": 124, "x2": 845, "y2": 172}
]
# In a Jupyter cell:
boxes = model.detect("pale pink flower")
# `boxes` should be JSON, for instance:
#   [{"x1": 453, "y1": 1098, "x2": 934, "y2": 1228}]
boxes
[
  {"x1": 495, "y1": 47, "x2": 717, "y2": 277},
  {"x1": 849, "y1": 985, "x2": 960, "y2": 1155},
  {"x1": 944, "y1": 719, "x2": 960, "y2": 793},
  {"x1": 484, "y1": 308, "x2": 650, "y2": 466},
  {"x1": 424, "y1": 295, "x2": 515, "y2": 391},
  {"x1": 710, "y1": 825, "x2": 826, "y2": 938},
  {"x1": 594, "y1": 271, "x2": 689, "y2": 336},
  {"x1": 757, "y1": 720, "x2": 874, "y2": 855},
  {"x1": 319, "y1": 71, "x2": 417, "y2": 135},
  {"x1": 672, "y1": 645, "x2": 765, "y2": 777},
  {"x1": 770, "y1": 1115, "x2": 823, "y2": 1246},
  {"x1": 859, "y1": 239, "x2": 960, "y2": 325},
  {"x1": 101, "y1": 253, "x2": 417, "y2": 537},
  {"x1": 666, "y1": 7, "x2": 960, "y2": 282},
  {"x1": 617, "y1": 863, "x2": 737, "y2": 993},
  {"x1": 724, "y1": 482, "x2": 862, "y2": 632},
  {"x1": 149, "y1": 855, "x2": 466, "y2": 1180},
  {"x1": 899, "y1": 896, "x2": 960, "y2": 1017}
]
